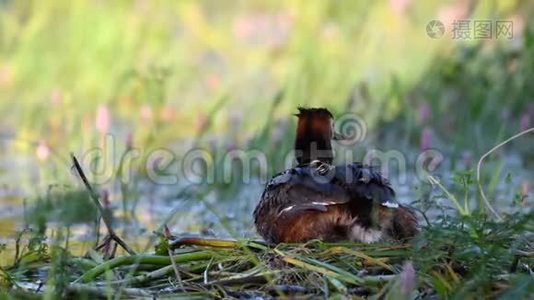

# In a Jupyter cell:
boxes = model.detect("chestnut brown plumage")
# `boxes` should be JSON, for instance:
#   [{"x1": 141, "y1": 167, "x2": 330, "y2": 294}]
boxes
[
  {"x1": 294, "y1": 107, "x2": 335, "y2": 165},
  {"x1": 253, "y1": 107, "x2": 418, "y2": 244}
]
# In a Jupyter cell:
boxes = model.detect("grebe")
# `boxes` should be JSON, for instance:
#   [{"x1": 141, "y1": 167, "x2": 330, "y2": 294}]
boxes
[{"x1": 253, "y1": 107, "x2": 417, "y2": 243}]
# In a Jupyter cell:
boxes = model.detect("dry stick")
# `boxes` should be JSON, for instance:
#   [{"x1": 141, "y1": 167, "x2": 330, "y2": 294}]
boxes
[
  {"x1": 70, "y1": 153, "x2": 136, "y2": 256},
  {"x1": 164, "y1": 225, "x2": 185, "y2": 292},
  {"x1": 476, "y1": 127, "x2": 534, "y2": 221}
]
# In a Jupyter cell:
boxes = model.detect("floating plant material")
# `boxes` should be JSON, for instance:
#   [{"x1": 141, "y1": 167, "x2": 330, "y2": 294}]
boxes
[{"x1": 1, "y1": 210, "x2": 532, "y2": 299}]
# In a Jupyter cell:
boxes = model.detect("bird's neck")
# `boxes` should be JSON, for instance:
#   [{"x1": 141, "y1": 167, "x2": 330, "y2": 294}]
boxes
[{"x1": 294, "y1": 119, "x2": 333, "y2": 166}]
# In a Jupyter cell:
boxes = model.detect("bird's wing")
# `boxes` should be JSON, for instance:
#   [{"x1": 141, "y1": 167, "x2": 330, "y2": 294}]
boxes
[
  {"x1": 263, "y1": 166, "x2": 350, "y2": 215},
  {"x1": 334, "y1": 163, "x2": 398, "y2": 208}
]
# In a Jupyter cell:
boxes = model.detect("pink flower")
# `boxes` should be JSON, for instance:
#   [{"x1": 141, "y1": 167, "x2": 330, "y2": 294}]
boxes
[
  {"x1": 101, "y1": 190, "x2": 110, "y2": 207},
  {"x1": 232, "y1": 12, "x2": 292, "y2": 47},
  {"x1": 508, "y1": 14, "x2": 525, "y2": 37},
  {"x1": 438, "y1": 1, "x2": 470, "y2": 27},
  {"x1": 420, "y1": 127, "x2": 433, "y2": 150},
  {"x1": 126, "y1": 133, "x2": 134, "y2": 150},
  {"x1": 520, "y1": 113, "x2": 531, "y2": 131},
  {"x1": 400, "y1": 261, "x2": 416, "y2": 295},
  {"x1": 206, "y1": 74, "x2": 221, "y2": 90},
  {"x1": 195, "y1": 113, "x2": 208, "y2": 132},
  {"x1": 36, "y1": 141, "x2": 50, "y2": 161},
  {"x1": 140, "y1": 104, "x2": 153, "y2": 122},
  {"x1": 50, "y1": 89, "x2": 62, "y2": 106},
  {"x1": 95, "y1": 104, "x2": 111, "y2": 134},
  {"x1": 227, "y1": 143, "x2": 238, "y2": 158},
  {"x1": 160, "y1": 105, "x2": 176, "y2": 122},
  {"x1": 389, "y1": 0, "x2": 411, "y2": 14},
  {"x1": 418, "y1": 102, "x2": 430, "y2": 124}
]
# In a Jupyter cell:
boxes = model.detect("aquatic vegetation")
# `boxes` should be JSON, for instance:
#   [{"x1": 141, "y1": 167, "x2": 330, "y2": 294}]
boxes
[
  {"x1": 0, "y1": 1, "x2": 533, "y2": 299},
  {"x1": 0, "y1": 169, "x2": 532, "y2": 299}
]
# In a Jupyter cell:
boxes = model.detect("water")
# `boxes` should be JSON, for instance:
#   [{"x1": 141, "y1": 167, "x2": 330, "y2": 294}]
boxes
[{"x1": 0, "y1": 144, "x2": 531, "y2": 267}]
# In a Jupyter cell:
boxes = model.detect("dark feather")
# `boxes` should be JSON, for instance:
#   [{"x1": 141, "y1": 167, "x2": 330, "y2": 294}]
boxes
[
  {"x1": 263, "y1": 166, "x2": 349, "y2": 206},
  {"x1": 333, "y1": 163, "x2": 398, "y2": 208},
  {"x1": 295, "y1": 107, "x2": 333, "y2": 118}
]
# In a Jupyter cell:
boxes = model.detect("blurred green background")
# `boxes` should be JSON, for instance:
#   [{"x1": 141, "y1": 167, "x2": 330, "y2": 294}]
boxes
[
  {"x1": 0, "y1": 0, "x2": 531, "y2": 154},
  {"x1": 0, "y1": 0, "x2": 533, "y2": 261}
]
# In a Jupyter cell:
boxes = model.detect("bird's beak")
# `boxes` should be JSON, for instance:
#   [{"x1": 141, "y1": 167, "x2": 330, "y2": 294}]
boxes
[{"x1": 332, "y1": 131, "x2": 347, "y2": 140}]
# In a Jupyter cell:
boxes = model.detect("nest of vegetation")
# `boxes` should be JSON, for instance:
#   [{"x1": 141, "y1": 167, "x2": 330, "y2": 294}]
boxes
[{"x1": 2, "y1": 211, "x2": 533, "y2": 299}]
